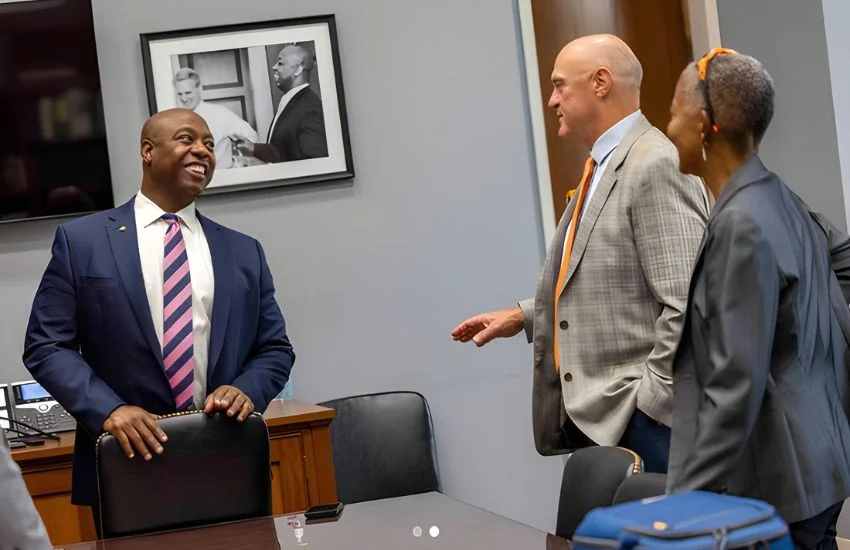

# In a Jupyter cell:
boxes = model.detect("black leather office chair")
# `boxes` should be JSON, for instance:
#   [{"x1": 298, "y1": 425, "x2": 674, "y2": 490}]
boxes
[
  {"x1": 318, "y1": 391, "x2": 441, "y2": 504},
  {"x1": 96, "y1": 411, "x2": 271, "y2": 539},
  {"x1": 555, "y1": 446, "x2": 642, "y2": 539},
  {"x1": 612, "y1": 472, "x2": 668, "y2": 505}
]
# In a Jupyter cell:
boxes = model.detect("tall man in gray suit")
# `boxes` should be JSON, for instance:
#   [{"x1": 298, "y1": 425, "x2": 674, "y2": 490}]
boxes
[
  {"x1": 0, "y1": 430, "x2": 52, "y2": 549},
  {"x1": 666, "y1": 49, "x2": 850, "y2": 549},
  {"x1": 452, "y1": 35, "x2": 708, "y2": 473}
]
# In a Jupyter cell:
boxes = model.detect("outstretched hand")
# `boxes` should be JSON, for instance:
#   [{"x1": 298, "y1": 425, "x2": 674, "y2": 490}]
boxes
[{"x1": 451, "y1": 307, "x2": 525, "y2": 347}]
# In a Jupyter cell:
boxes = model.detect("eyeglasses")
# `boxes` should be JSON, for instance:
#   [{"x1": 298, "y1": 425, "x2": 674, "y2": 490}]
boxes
[{"x1": 696, "y1": 47, "x2": 738, "y2": 133}]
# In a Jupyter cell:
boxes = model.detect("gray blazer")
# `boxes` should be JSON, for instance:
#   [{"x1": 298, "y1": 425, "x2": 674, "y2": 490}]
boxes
[
  {"x1": 0, "y1": 431, "x2": 52, "y2": 549},
  {"x1": 666, "y1": 156, "x2": 850, "y2": 524},
  {"x1": 520, "y1": 114, "x2": 709, "y2": 453}
]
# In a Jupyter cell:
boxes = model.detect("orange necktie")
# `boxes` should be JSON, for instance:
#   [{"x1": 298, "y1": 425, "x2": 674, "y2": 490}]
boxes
[{"x1": 554, "y1": 156, "x2": 596, "y2": 372}]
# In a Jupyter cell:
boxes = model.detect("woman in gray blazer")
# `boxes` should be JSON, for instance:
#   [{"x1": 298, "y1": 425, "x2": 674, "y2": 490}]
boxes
[{"x1": 665, "y1": 48, "x2": 850, "y2": 550}]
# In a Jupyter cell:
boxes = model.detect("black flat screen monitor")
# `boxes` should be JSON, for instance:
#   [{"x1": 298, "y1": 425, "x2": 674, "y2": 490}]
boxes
[{"x1": 0, "y1": 0, "x2": 113, "y2": 223}]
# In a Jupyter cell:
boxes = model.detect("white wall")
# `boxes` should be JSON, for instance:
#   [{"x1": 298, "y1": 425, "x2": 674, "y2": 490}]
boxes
[{"x1": 0, "y1": 0, "x2": 565, "y2": 533}]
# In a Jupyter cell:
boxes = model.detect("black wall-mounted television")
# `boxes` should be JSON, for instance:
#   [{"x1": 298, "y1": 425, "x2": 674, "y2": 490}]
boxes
[{"x1": 0, "y1": 0, "x2": 113, "y2": 223}]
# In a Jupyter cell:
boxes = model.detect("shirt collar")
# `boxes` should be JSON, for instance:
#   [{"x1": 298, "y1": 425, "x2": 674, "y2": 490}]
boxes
[
  {"x1": 277, "y1": 83, "x2": 310, "y2": 112},
  {"x1": 134, "y1": 191, "x2": 199, "y2": 234},
  {"x1": 590, "y1": 109, "x2": 642, "y2": 166}
]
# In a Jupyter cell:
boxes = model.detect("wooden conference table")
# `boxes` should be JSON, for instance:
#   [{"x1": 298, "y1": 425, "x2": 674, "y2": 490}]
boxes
[{"x1": 55, "y1": 492, "x2": 571, "y2": 550}]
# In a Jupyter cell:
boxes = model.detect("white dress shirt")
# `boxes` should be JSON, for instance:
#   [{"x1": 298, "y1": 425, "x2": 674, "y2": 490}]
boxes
[
  {"x1": 134, "y1": 192, "x2": 215, "y2": 409},
  {"x1": 194, "y1": 101, "x2": 258, "y2": 169},
  {"x1": 267, "y1": 83, "x2": 310, "y2": 141},
  {"x1": 564, "y1": 109, "x2": 643, "y2": 248}
]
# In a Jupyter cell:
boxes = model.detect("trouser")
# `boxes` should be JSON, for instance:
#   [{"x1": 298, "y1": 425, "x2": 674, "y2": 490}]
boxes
[
  {"x1": 560, "y1": 408, "x2": 671, "y2": 474},
  {"x1": 789, "y1": 501, "x2": 843, "y2": 550}
]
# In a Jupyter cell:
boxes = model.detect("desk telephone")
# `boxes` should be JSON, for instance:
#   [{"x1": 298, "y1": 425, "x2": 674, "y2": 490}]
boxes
[{"x1": 0, "y1": 381, "x2": 76, "y2": 439}]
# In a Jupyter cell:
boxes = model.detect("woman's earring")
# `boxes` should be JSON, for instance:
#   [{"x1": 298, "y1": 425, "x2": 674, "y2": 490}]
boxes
[{"x1": 701, "y1": 143, "x2": 707, "y2": 161}]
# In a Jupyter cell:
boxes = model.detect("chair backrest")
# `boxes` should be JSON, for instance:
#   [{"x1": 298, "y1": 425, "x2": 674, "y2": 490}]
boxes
[
  {"x1": 318, "y1": 391, "x2": 440, "y2": 504},
  {"x1": 612, "y1": 472, "x2": 668, "y2": 505},
  {"x1": 555, "y1": 446, "x2": 642, "y2": 539},
  {"x1": 96, "y1": 411, "x2": 271, "y2": 539}
]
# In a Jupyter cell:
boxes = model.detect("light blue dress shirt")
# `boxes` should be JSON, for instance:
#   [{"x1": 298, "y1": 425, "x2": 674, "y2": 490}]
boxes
[{"x1": 565, "y1": 109, "x2": 643, "y2": 238}]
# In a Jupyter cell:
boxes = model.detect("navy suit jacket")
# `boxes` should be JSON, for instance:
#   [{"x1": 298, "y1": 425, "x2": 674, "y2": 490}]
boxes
[{"x1": 22, "y1": 197, "x2": 295, "y2": 505}]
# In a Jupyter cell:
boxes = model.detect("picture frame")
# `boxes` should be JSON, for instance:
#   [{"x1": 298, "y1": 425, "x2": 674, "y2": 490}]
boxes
[{"x1": 140, "y1": 14, "x2": 354, "y2": 195}]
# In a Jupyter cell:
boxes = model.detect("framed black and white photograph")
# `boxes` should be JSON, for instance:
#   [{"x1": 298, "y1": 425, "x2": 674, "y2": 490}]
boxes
[{"x1": 140, "y1": 14, "x2": 353, "y2": 194}]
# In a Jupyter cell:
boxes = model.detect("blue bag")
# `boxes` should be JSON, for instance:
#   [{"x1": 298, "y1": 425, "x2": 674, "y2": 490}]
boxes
[{"x1": 572, "y1": 491, "x2": 794, "y2": 550}]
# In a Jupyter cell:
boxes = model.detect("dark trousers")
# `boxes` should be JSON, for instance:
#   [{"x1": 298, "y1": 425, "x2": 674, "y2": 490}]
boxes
[
  {"x1": 617, "y1": 409, "x2": 671, "y2": 474},
  {"x1": 789, "y1": 501, "x2": 843, "y2": 550},
  {"x1": 560, "y1": 408, "x2": 671, "y2": 474}
]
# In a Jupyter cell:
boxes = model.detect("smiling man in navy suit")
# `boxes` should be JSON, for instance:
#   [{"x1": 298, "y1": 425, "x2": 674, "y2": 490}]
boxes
[{"x1": 22, "y1": 108, "x2": 295, "y2": 524}]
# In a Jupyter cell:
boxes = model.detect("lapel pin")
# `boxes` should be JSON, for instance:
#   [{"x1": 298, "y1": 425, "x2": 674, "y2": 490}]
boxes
[{"x1": 118, "y1": 226, "x2": 126, "y2": 232}]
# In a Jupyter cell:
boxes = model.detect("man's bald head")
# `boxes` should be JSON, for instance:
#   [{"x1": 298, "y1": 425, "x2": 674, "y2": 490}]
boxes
[
  {"x1": 554, "y1": 34, "x2": 643, "y2": 98},
  {"x1": 279, "y1": 45, "x2": 314, "y2": 72},
  {"x1": 140, "y1": 108, "x2": 210, "y2": 145},
  {"x1": 548, "y1": 34, "x2": 643, "y2": 148},
  {"x1": 272, "y1": 44, "x2": 314, "y2": 92}
]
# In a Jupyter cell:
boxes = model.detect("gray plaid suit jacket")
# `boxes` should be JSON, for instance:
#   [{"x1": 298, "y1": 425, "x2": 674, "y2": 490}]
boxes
[{"x1": 520, "y1": 114, "x2": 709, "y2": 454}]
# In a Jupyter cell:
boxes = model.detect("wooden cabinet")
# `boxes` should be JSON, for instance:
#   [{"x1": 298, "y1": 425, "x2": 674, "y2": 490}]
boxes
[
  {"x1": 265, "y1": 401, "x2": 338, "y2": 515},
  {"x1": 12, "y1": 399, "x2": 337, "y2": 547}
]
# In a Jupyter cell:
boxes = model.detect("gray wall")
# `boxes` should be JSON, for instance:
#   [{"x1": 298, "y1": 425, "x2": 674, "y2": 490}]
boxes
[
  {"x1": 0, "y1": 0, "x2": 565, "y2": 533},
  {"x1": 716, "y1": 0, "x2": 847, "y2": 230}
]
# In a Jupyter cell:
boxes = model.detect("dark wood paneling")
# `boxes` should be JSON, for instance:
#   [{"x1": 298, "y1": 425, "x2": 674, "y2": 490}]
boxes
[{"x1": 530, "y1": 0, "x2": 692, "y2": 221}]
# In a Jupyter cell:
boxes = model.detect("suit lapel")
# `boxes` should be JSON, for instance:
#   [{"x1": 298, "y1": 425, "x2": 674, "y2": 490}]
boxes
[
  {"x1": 560, "y1": 115, "x2": 653, "y2": 290},
  {"x1": 106, "y1": 198, "x2": 164, "y2": 367},
  {"x1": 269, "y1": 86, "x2": 310, "y2": 141},
  {"x1": 687, "y1": 233, "x2": 708, "y2": 307},
  {"x1": 685, "y1": 156, "x2": 769, "y2": 300},
  {"x1": 545, "y1": 192, "x2": 579, "y2": 288},
  {"x1": 563, "y1": 166, "x2": 618, "y2": 287},
  {"x1": 199, "y1": 214, "x2": 232, "y2": 379},
  {"x1": 281, "y1": 87, "x2": 308, "y2": 118}
]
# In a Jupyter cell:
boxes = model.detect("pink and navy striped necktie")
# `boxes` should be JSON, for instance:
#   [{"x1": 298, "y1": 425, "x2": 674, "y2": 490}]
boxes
[{"x1": 161, "y1": 213, "x2": 195, "y2": 411}]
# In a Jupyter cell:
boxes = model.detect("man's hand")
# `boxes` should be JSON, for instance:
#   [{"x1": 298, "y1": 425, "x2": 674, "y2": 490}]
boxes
[
  {"x1": 451, "y1": 307, "x2": 524, "y2": 347},
  {"x1": 204, "y1": 385, "x2": 254, "y2": 422},
  {"x1": 102, "y1": 405, "x2": 167, "y2": 460},
  {"x1": 228, "y1": 134, "x2": 255, "y2": 156}
]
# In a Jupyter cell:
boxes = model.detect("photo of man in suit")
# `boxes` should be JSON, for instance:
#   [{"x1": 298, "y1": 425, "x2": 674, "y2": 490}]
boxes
[
  {"x1": 452, "y1": 35, "x2": 709, "y2": 473},
  {"x1": 22, "y1": 108, "x2": 295, "y2": 529},
  {"x1": 231, "y1": 44, "x2": 328, "y2": 163}
]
